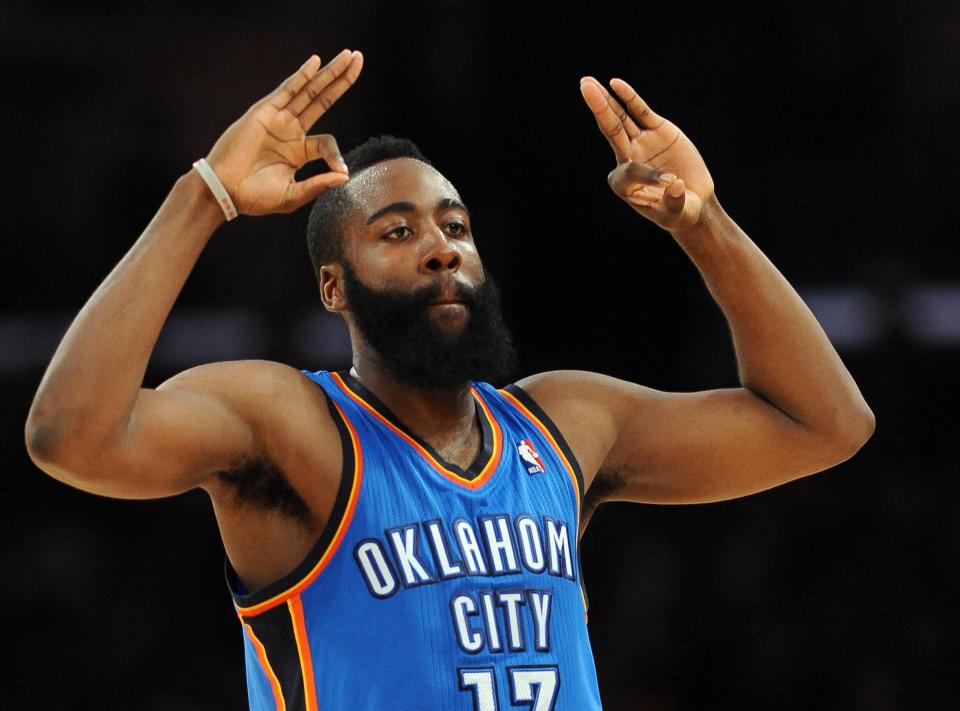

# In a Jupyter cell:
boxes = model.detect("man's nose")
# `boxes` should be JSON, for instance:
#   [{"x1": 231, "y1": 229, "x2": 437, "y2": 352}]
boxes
[{"x1": 419, "y1": 226, "x2": 462, "y2": 273}]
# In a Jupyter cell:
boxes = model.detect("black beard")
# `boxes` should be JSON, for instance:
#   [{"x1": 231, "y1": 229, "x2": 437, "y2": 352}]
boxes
[{"x1": 340, "y1": 259, "x2": 519, "y2": 389}]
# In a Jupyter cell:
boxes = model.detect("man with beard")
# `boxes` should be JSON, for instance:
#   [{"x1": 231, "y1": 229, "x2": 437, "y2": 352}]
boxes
[
  {"x1": 26, "y1": 50, "x2": 874, "y2": 710},
  {"x1": 333, "y1": 232, "x2": 519, "y2": 391}
]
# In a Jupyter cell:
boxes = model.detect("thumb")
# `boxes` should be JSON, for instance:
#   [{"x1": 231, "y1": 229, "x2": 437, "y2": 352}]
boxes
[
  {"x1": 663, "y1": 177, "x2": 685, "y2": 214},
  {"x1": 607, "y1": 160, "x2": 665, "y2": 196},
  {"x1": 282, "y1": 171, "x2": 350, "y2": 213}
]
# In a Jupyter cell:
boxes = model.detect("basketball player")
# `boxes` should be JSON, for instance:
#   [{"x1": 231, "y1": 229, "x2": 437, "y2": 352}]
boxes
[{"x1": 25, "y1": 48, "x2": 874, "y2": 710}]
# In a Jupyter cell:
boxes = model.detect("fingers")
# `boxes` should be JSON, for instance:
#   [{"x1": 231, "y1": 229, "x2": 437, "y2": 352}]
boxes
[
  {"x1": 583, "y1": 77, "x2": 644, "y2": 140},
  {"x1": 607, "y1": 160, "x2": 675, "y2": 197},
  {"x1": 263, "y1": 50, "x2": 364, "y2": 130},
  {"x1": 613, "y1": 164, "x2": 684, "y2": 213},
  {"x1": 291, "y1": 50, "x2": 364, "y2": 129},
  {"x1": 283, "y1": 172, "x2": 350, "y2": 213},
  {"x1": 283, "y1": 49, "x2": 351, "y2": 116},
  {"x1": 305, "y1": 133, "x2": 349, "y2": 174},
  {"x1": 284, "y1": 132, "x2": 351, "y2": 212},
  {"x1": 296, "y1": 50, "x2": 364, "y2": 130},
  {"x1": 265, "y1": 55, "x2": 324, "y2": 111},
  {"x1": 580, "y1": 77, "x2": 631, "y2": 163},
  {"x1": 662, "y1": 177, "x2": 686, "y2": 213},
  {"x1": 624, "y1": 176, "x2": 687, "y2": 222},
  {"x1": 609, "y1": 78, "x2": 663, "y2": 130}
]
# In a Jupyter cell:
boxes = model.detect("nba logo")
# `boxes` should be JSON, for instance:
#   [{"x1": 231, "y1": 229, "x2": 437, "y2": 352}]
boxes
[{"x1": 517, "y1": 439, "x2": 546, "y2": 474}]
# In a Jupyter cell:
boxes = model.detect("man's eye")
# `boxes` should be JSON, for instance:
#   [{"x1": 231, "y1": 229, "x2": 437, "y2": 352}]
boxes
[
  {"x1": 384, "y1": 226, "x2": 412, "y2": 240},
  {"x1": 447, "y1": 222, "x2": 469, "y2": 237}
]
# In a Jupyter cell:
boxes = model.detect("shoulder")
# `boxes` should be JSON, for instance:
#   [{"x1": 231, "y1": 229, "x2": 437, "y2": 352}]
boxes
[
  {"x1": 158, "y1": 359, "x2": 331, "y2": 413},
  {"x1": 512, "y1": 369, "x2": 654, "y2": 418},
  {"x1": 157, "y1": 358, "x2": 341, "y2": 460},
  {"x1": 508, "y1": 370, "x2": 640, "y2": 492},
  {"x1": 157, "y1": 358, "x2": 316, "y2": 396}
]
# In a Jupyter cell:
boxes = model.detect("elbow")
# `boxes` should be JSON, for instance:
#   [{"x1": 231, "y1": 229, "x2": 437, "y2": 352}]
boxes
[
  {"x1": 25, "y1": 415, "x2": 103, "y2": 487},
  {"x1": 25, "y1": 394, "x2": 66, "y2": 465},
  {"x1": 25, "y1": 420, "x2": 76, "y2": 483},
  {"x1": 850, "y1": 403, "x2": 876, "y2": 449},
  {"x1": 861, "y1": 405, "x2": 877, "y2": 440},
  {"x1": 26, "y1": 397, "x2": 132, "y2": 494},
  {"x1": 25, "y1": 416, "x2": 63, "y2": 469},
  {"x1": 830, "y1": 404, "x2": 876, "y2": 461}
]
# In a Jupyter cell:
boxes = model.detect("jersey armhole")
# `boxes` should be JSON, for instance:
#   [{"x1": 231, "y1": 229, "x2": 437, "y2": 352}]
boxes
[
  {"x1": 227, "y1": 380, "x2": 361, "y2": 614},
  {"x1": 501, "y1": 382, "x2": 591, "y2": 615},
  {"x1": 501, "y1": 382, "x2": 586, "y2": 511}
]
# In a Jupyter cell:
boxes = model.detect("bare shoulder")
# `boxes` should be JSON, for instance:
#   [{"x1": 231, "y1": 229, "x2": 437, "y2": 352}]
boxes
[
  {"x1": 157, "y1": 359, "x2": 333, "y2": 426},
  {"x1": 511, "y1": 370, "x2": 643, "y2": 490},
  {"x1": 514, "y1": 369, "x2": 658, "y2": 424},
  {"x1": 156, "y1": 359, "x2": 348, "y2": 591},
  {"x1": 158, "y1": 358, "x2": 316, "y2": 400},
  {"x1": 514, "y1": 369, "x2": 648, "y2": 404},
  {"x1": 156, "y1": 358, "x2": 342, "y2": 489}
]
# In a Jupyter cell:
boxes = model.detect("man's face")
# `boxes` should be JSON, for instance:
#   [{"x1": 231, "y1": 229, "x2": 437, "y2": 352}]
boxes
[{"x1": 330, "y1": 158, "x2": 518, "y2": 388}]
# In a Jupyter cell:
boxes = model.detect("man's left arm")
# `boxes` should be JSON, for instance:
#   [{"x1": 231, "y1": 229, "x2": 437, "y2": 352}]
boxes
[{"x1": 515, "y1": 77, "x2": 875, "y2": 508}]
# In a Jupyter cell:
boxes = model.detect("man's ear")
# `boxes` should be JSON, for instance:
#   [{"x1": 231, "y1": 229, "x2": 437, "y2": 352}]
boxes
[{"x1": 319, "y1": 264, "x2": 346, "y2": 313}]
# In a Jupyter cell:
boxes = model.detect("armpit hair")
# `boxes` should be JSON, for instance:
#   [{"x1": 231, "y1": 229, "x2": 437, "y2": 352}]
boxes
[
  {"x1": 582, "y1": 467, "x2": 626, "y2": 526},
  {"x1": 217, "y1": 455, "x2": 314, "y2": 524}
]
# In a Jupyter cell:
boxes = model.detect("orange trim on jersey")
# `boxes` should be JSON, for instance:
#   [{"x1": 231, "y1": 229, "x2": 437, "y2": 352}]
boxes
[
  {"x1": 499, "y1": 388, "x2": 588, "y2": 616},
  {"x1": 331, "y1": 372, "x2": 503, "y2": 491},
  {"x1": 243, "y1": 623, "x2": 286, "y2": 711},
  {"x1": 288, "y1": 595, "x2": 319, "y2": 711},
  {"x1": 497, "y1": 389, "x2": 582, "y2": 526},
  {"x1": 237, "y1": 400, "x2": 364, "y2": 617}
]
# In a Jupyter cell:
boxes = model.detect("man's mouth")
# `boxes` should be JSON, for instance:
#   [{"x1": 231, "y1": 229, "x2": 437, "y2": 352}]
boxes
[{"x1": 424, "y1": 280, "x2": 474, "y2": 309}]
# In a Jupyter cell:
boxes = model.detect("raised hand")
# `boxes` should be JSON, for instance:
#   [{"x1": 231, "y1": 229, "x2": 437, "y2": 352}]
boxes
[
  {"x1": 579, "y1": 76, "x2": 715, "y2": 232},
  {"x1": 204, "y1": 50, "x2": 363, "y2": 216}
]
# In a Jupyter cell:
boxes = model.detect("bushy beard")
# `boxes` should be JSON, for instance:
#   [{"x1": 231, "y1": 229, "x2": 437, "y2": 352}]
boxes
[{"x1": 340, "y1": 259, "x2": 519, "y2": 389}]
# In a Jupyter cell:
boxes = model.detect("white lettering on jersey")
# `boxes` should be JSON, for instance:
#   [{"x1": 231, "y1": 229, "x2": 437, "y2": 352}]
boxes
[
  {"x1": 496, "y1": 591, "x2": 527, "y2": 652},
  {"x1": 480, "y1": 591, "x2": 503, "y2": 652},
  {"x1": 515, "y1": 515, "x2": 546, "y2": 573},
  {"x1": 354, "y1": 514, "x2": 577, "y2": 600},
  {"x1": 454, "y1": 518, "x2": 488, "y2": 575},
  {"x1": 388, "y1": 525, "x2": 435, "y2": 586},
  {"x1": 481, "y1": 515, "x2": 520, "y2": 574},
  {"x1": 527, "y1": 591, "x2": 552, "y2": 652},
  {"x1": 354, "y1": 539, "x2": 398, "y2": 597},
  {"x1": 425, "y1": 519, "x2": 464, "y2": 578},
  {"x1": 545, "y1": 518, "x2": 574, "y2": 580},
  {"x1": 451, "y1": 594, "x2": 484, "y2": 653}
]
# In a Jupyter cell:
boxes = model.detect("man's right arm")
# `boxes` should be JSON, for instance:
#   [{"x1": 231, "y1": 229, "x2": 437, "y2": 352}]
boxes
[
  {"x1": 24, "y1": 50, "x2": 363, "y2": 498},
  {"x1": 24, "y1": 170, "x2": 245, "y2": 497}
]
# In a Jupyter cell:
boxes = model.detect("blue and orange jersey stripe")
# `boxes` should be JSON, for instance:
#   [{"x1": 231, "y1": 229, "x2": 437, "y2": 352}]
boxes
[
  {"x1": 498, "y1": 387, "x2": 589, "y2": 618},
  {"x1": 498, "y1": 388, "x2": 582, "y2": 523},
  {"x1": 236, "y1": 399, "x2": 364, "y2": 618},
  {"x1": 243, "y1": 623, "x2": 286, "y2": 711},
  {"x1": 331, "y1": 371, "x2": 503, "y2": 490},
  {"x1": 288, "y1": 595, "x2": 318, "y2": 711}
]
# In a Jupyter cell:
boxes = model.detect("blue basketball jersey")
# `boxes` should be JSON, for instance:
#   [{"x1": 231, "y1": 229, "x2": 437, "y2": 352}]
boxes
[{"x1": 226, "y1": 369, "x2": 603, "y2": 710}]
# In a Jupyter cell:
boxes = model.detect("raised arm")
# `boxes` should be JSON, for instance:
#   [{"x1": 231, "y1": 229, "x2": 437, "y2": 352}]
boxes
[
  {"x1": 514, "y1": 76, "x2": 874, "y2": 511},
  {"x1": 25, "y1": 50, "x2": 363, "y2": 498}
]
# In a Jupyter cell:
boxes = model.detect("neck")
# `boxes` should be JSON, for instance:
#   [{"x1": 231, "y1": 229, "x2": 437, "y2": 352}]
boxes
[{"x1": 349, "y1": 348, "x2": 476, "y2": 439}]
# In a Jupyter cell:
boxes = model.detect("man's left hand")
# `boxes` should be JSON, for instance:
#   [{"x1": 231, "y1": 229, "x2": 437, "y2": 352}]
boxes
[{"x1": 579, "y1": 76, "x2": 715, "y2": 233}]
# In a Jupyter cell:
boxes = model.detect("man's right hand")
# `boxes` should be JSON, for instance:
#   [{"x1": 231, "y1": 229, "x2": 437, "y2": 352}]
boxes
[
  {"x1": 205, "y1": 49, "x2": 363, "y2": 216},
  {"x1": 25, "y1": 51, "x2": 361, "y2": 506}
]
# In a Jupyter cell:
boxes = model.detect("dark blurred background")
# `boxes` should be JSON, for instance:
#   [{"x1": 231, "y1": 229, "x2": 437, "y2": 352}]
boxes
[{"x1": 4, "y1": 1, "x2": 958, "y2": 708}]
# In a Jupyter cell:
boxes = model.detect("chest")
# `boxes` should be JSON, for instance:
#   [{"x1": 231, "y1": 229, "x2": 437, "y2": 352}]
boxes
[{"x1": 349, "y1": 408, "x2": 578, "y2": 564}]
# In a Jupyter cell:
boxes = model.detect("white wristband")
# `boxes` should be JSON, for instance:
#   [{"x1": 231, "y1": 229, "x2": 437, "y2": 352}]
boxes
[{"x1": 192, "y1": 158, "x2": 238, "y2": 221}]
